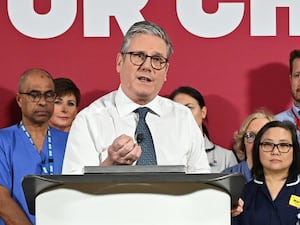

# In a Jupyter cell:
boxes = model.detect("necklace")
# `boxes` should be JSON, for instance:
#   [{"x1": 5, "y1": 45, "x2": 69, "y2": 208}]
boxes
[{"x1": 19, "y1": 121, "x2": 54, "y2": 175}]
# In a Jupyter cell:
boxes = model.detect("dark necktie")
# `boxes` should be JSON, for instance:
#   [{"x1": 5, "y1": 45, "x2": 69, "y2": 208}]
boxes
[
  {"x1": 291, "y1": 108, "x2": 300, "y2": 130},
  {"x1": 135, "y1": 107, "x2": 157, "y2": 165}
]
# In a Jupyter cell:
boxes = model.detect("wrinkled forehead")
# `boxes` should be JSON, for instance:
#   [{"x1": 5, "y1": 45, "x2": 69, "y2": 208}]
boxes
[{"x1": 127, "y1": 34, "x2": 168, "y2": 56}]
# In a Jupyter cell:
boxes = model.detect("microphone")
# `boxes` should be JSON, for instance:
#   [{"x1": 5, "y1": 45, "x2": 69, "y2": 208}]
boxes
[{"x1": 136, "y1": 133, "x2": 144, "y2": 144}]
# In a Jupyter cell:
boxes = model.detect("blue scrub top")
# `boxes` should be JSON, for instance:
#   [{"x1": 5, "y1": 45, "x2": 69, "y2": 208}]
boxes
[
  {"x1": 233, "y1": 175, "x2": 300, "y2": 225},
  {"x1": 0, "y1": 124, "x2": 68, "y2": 225},
  {"x1": 223, "y1": 160, "x2": 252, "y2": 182}
]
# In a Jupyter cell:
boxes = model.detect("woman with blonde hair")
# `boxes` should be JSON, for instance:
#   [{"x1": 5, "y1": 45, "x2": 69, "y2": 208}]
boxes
[{"x1": 223, "y1": 110, "x2": 275, "y2": 182}]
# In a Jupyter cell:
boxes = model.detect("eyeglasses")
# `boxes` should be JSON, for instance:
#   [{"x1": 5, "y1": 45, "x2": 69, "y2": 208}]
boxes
[
  {"x1": 243, "y1": 131, "x2": 256, "y2": 143},
  {"x1": 292, "y1": 73, "x2": 300, "y2": 81},
  {"x1": 122, "y1": 51, "x2": 168, "y2": 70},
  {"x1": 259, "y1": 142, "x2": 293, "y2": 153},
  {"x1": 19, "y1": 90, "x2": 56, "y2": 102}
]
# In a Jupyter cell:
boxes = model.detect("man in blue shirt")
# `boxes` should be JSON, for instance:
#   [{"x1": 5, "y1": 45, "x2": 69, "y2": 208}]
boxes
[
  {"x1": 277, "y1": 49, "x2": 300, "y2": 140},
  {"x1": 0, "y1": 68, "x2": 68, "y2": 225}
]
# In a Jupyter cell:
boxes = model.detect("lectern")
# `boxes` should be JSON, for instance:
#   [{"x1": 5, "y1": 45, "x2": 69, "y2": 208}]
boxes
[{"x1": 22, "y1": 166, "x2": 245, "y2": 225}]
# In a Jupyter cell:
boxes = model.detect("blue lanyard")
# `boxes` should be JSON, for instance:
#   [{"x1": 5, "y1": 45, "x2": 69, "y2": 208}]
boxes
[{"x1": 19, "y1": 121, "x2": 54, "y2": 175}]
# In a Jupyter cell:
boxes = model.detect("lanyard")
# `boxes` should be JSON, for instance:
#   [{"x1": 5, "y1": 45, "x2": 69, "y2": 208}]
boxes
[
  {"x1": 291, "y1": 108, "x2": 300, "y2": 131},
  {"x1": 19, "y1": 121, "x2": 54, "y2": 175}
]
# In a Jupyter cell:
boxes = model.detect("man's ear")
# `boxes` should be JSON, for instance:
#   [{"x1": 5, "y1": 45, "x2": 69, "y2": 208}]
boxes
[
  {"x1": 164, "y1": 63, "x2": 169, "y2": 81},
  {"x1": 16, "y1": 93, "x2": 22, "y2": 108},
  {"x1": 116, "y1": 53, "x2": 123, "y2": 73}
]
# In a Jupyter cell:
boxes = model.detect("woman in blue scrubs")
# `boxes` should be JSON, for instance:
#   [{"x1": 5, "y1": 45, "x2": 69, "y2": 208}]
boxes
[{"x1": 233, "y1": 120, "x2": 300, "y2": 225}]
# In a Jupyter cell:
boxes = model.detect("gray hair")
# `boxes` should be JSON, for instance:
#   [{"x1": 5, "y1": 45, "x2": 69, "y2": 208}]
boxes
[{"x1": 120, "y1": 21, "x2": 173, "y2": 59}]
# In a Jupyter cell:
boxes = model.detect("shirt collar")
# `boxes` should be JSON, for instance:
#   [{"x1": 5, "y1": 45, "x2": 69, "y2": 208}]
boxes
[
  {"x1": 286, "y1": 175, "x2": 300, "y2": 187},
  {"x1": 254, "y1": 175, "x2": 300, "y2": 187},
  {"x1": 292, "y1": 103, "x2": 300, "y2": 117},
  {"x1": 204, "y1": 135, "x2": 215, "y2": 152},
  {"x1": 115, "y1": 86, "x2": 162, "y2": 117}
]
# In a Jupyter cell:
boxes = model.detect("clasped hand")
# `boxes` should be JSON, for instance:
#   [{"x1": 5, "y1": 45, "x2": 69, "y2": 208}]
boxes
[{"x1": 102, "y1": 134, "x2": 142, "y2": 166}]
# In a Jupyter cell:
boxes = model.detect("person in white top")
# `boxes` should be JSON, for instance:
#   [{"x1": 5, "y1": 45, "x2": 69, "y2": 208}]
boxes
[
  {"x1": 169, "y1": 86, "x2": 238, "y2": 172},
  {"x1": 62, "y1": 21, "x2": 210, "y2": 174}
]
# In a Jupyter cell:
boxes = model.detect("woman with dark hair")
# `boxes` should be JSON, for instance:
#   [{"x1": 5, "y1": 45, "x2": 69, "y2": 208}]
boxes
[
  {"x1": 49, "y1": 77, "x2": 81, "y2": 132},
  {"x1": 233, "y1": 120, "x2": 300, "y2": 225},
  {"x1": 169, "y1": 86, "x2": 237, "y2": 172}
]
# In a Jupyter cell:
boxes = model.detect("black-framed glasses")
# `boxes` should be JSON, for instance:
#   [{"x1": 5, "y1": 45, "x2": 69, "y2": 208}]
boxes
[
  {"x1": 259, "y1": 142, "x2": 293, "y2": 153},
  {"x1": 122, "y1": 51, "x2": 168, "y2": 70},
  {"x1": 243, "y1": 131, "x2": 256, "y2": 143},
  {"x1": 19, "y1": 90, "x2": 56, "y2": 102},
  {"x1": 292, "y1": 72, "x2": 300, "y2": 80}
]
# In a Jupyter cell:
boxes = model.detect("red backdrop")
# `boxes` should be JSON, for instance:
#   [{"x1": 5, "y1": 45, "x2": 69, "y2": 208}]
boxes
[{"x1": 0, "y1": 0, "x2": 297, "y2": 148}]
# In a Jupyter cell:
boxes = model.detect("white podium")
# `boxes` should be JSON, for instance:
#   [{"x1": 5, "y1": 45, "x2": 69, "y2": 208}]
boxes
[{"x1": 22, "y1": 167, "x2": 245, "y2": 225}]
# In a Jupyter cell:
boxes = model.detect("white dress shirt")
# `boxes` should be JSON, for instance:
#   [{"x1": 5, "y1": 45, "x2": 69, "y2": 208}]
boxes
[{"x1": 62, "y1": 87, "x2": 210, "y2": 174}]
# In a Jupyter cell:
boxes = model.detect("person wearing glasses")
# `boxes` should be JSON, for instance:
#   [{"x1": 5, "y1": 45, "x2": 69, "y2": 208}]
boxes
[
  {"x1": 62, "y1": 21, "x2": 210, "y2": 174},
  {"x1": 169, "y1": 86, "x2": 238, "y2": 172},
  {"x1": 0, "y1": 68, "x2": 68, "y2": 225},
  {"x1": 49, "y1": 77, "x2": 81, "y2": 132},
  {"x1": 232, "y1": 120, "x2": 300, "y2": 225},
  {"x1": 223, "y1": 110, "x2": 275, "y2": 182}
]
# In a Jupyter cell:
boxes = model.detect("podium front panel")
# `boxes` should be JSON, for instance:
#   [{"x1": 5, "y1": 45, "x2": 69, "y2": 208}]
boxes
[
  {"x1": 36, "y1": 186, "x2": 230, "y2": 225},
  {"x1": 22, "y1": 172, "x2": 245, "y2": 225}
]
